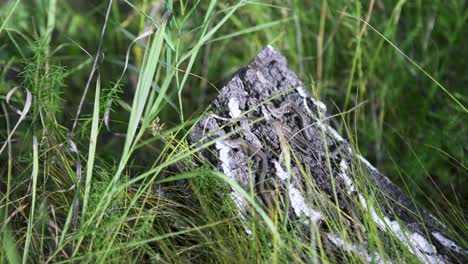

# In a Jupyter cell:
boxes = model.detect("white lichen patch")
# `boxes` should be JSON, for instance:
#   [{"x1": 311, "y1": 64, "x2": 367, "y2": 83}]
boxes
[
  {"x1": 274, "y1": 159, "x2": 322, "y2": 224},
  {"x1": 326, "y1": 233, "x2": 387, "y2": 263},
  {"x1": 297, "y1": 86, "x2": 327, "y2": 113},
  {"x1": 410, "y1": 233, "x2": 437, "y2": 255},
  {"x1": 227, "y1": 97, "x2": 262, "y2": 147},
  {"x1": 343, "y1": 146, "x2": 378, "y2": 173},
  {"x1": 298, "y1": 93, "x2": 344, "y2": 143},
  {"x1": 311, "y1": 116, "x2": 345, "y2": 142},
  {"x1": 326, "y1": 125, "x2": 344, "y2": 142},
  {"x1": 216, "y1": 140, "x2": 234, "y2": 178},
  {"x1": 256, "y1": 71, "x2": 268, "y2": 84},
  {"x1": 297, "y1": 86, "x2": 308, "y2": 98},
  {"x1": 217, "y1": 140, "x2": 252, "y2": 234},
  {"x1": 289, "y1": 186, "x2": 323, "y2": 224},
  {"x1": 358, "y1": 155, "x2": 378, "y2": 172},
  {"x1": 433, "y1": 232, "x2": 465, "y2": 254},
  {"x1": 310, "y1": 97, "x2": 327, "y2": 112},
  {"x1": 262, "y1": 106, "x2": 272, "y2": 121},
  {"x1": 273, "y1": 160, "x2": 289, "y2": 181},
  {"x1": 230, "y1": 190, "x2": 252, "y2": 236},
  {"x1": 338, "y1": 159, "x2": 355, "y2": 194},
  {"x1": 228, "y1": 97, "x2": 242, "y2": 118},
  {"x1": 297, "y1": 86, "x2": 315, "y2": 115},
  {"x1": 230, "y1": 189, "x2": 245, "y2": 209}
]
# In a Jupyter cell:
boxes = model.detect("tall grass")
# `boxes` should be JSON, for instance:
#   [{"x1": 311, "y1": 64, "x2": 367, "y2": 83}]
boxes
[{"x1": 0, "y1": 0, "x2": 466, "y2": 262}]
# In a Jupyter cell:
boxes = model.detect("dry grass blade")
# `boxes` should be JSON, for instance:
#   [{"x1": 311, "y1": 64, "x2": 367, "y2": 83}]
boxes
[
  {"x1": 69, "y1": 0, "x2": 113, "y2": 135},
  {"x1": 0, "y1": 86, "x2": 32, "y2": 155}
]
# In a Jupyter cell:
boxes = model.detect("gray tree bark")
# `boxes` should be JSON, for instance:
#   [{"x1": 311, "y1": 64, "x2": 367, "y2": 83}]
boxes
[{"x1": 190, "y1": 46, "x2": 466, "y2": 263}]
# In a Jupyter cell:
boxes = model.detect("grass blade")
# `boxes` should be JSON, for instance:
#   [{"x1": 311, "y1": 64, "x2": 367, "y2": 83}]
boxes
[
  {"x1": 0, "y1": 0, "x2": 20, "y2": 35},
  {"x1": 22, "y1": 136, "x2": 39, "y2": 264},
  {"x1": 81, "y1": 74, "x2": 101, "y2": 222}
]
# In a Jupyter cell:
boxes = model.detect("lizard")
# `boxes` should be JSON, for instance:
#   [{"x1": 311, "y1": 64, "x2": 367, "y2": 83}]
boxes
[
  {"x1": 265, "y1": 101, "x2": 312, "y2": 140},
  {"x1": 266, "y1": 100, "x2": 347, "y2": 159},
  {"x1": 265, "y1": 101, "x2": 315, "y2": 154},
  {"x1": 222, "y1": 138, "x2": 274, "y2": 210}
]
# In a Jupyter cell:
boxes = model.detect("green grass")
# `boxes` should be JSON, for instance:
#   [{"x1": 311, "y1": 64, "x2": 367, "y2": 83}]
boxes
[{"x1": 0, "y1": 0, "x2": 467, "y2": 263}]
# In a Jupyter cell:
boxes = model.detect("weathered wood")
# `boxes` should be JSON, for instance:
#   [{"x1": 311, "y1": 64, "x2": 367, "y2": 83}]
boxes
[{"x1": 190, "y1": 46, "x2": 466, "y2": 263}]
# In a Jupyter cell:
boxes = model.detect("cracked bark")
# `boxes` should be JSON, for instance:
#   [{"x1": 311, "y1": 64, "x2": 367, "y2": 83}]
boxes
[{"x1": 189, "y1": 46, "x2": 466, "y2": 263}]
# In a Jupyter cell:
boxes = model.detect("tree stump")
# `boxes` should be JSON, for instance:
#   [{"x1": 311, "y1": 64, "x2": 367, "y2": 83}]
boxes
[{"x1": 190, "y1": 46, "x2": 466, "y2": 263}]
